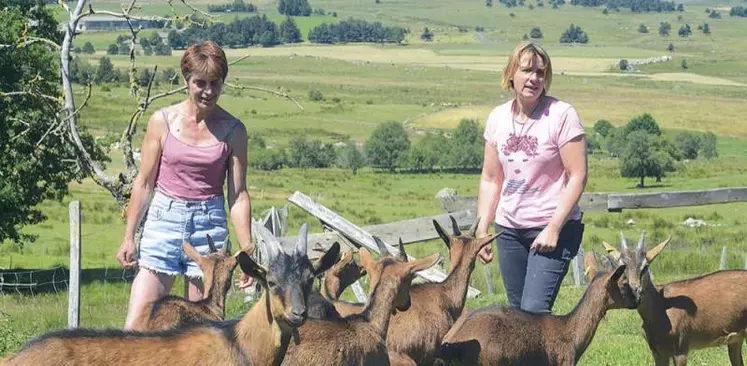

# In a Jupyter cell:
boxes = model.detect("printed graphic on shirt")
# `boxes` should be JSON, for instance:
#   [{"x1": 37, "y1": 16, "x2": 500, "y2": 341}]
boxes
[{"x1": 501, "y1": 132, "x2": 540, "y2": 195}]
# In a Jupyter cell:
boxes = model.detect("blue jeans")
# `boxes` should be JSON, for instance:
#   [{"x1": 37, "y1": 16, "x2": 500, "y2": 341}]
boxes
[
  {"x1": 495, "y1": 220, "x2": 584, "y2": 314},
  {"x1": 138, "y1": 190, "x2": 228, "y2": 279}
]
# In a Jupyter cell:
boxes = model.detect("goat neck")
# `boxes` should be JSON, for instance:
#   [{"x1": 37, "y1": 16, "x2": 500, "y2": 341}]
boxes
[
  {"x1": 235, "y1": 291, "x2": 292, "y2": 366},
  {"x1": 362, "y1": 276, "x2": 402, "y2": 340},
  {"x1": 563, "y1": 272, "x2": 616, "y2": 360}
]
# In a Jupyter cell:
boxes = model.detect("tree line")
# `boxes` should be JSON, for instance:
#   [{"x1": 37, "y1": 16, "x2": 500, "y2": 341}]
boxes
[
  {"x1": 307, "y1": 18, "x2": 408, "y2": 44},
  {"x1": 207, "y1": 0, "x2": 257, "y2": 13}
]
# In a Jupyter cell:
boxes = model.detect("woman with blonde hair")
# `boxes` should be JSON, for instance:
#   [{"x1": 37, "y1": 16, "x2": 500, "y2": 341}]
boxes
[
  {"x1": 475, "y1": 41, "x2": 587, "y2": 314},
  {"x1": 116, "y1": 41, "x2": 254, "y2": 329}
]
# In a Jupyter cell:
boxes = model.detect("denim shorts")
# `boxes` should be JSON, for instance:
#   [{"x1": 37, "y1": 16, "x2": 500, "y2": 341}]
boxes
[{"x1": 137, "y1": 190, "x2": 228, "y2": 279}]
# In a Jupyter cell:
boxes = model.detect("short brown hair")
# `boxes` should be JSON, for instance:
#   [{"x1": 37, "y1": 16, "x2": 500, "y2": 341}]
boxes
[
  {"x1": 501, "y1": 41, "x2": 553, "y2": 94},
  {"x1": 180, "y1": 41, "x2": 228, "y2": 82}
]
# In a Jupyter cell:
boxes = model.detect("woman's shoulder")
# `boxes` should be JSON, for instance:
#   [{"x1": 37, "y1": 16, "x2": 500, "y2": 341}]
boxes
[
  {"x1": 486, "y1": 99, "x2": 514, "y2": 123},
  {"x1": 545, "y1": 96, "x2": 575, "y2": 116}
]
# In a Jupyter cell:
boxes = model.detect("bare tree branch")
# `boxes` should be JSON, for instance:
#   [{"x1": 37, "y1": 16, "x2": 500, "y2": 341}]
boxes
[
  {"x1": 9, "y1": 118, "x2": 32, "y2": 142},
  {"x1": 0, "y1": 91, "x2": 60, "y2": 104},
  {"x1": 225, "y1": 83, "x2": 305, "y2": 111}
]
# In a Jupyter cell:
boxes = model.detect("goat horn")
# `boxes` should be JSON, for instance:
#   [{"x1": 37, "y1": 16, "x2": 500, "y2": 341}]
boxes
[
  {"x1": 646, "y1": 235, "x2": 672, "y2": 263},
  {"x1": 296, "y1": 223, "x2": 309, "y2": 258},
  {"x1": 619, "y1": 231, "x2": 628, "y2": 252},
  {"x1": 637, "y1": 230, "x2": 646, "y2": 252},
  {"x1": 206, "y1": 234, "x2": 218, "y2": 253},
  {"x1": 372, "y1": 235, "x2": 391, "y2": 257},
  {"x1": 470, "y1": 217, "x2": 481, "y2": 237},
  {"x1": 450, "y1": 215, "x2": 462, "y2": 236},
  {"x1": 397, "y1": 237, "x2": 408, "y2": 262},
  {"x1": 432, "y1": 219, "x2": 450, "y2": 245},
  {"x1": 602, "y1": 241, "x2": 622, "y2": 262},
  {"x1": 253, "y1": 220, "x2": 279, "y2": 260},
  {"x1": 224, "y1": 237, "x2": 232, "y2": 254}
]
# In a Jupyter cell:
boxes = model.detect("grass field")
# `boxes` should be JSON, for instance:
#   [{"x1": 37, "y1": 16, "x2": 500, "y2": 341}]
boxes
[{"x1": 4, "y1": 0, "x2": 747, "y2": 363}]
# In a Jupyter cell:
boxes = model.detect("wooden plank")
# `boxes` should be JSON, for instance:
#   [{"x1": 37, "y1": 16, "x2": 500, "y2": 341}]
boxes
[
  {"x1": 68, "y1": 201, "x2": 81, "y2": 329},
  {"x1": 608, "y1": 187, "x2": 747, "y2": 210},
  {"x1": 288, "y1": 191, "x2": 481, "y2": 298},
  {"x1": 720, "y1": 246, "x2": 728, "y2": 270}
]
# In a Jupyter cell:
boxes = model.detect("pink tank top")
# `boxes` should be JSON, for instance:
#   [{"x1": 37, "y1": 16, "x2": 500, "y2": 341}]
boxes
[{"x1": 156, "y1": 117, "x2": 232, "y2": 201}]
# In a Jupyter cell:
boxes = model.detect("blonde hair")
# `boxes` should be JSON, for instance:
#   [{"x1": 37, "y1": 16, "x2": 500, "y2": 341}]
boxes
[
  {"x1": 501, "y1": 41, "x2": 552, "y2": 94},
  {"x1": 180, "y1": 41, "x2": 228, "y2": 82}
]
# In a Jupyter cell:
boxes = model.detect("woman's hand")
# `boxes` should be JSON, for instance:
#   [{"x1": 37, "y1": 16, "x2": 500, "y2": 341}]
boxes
[
  {"x1": 531, "y1": 225, "x2": 561, "y2": 253},
  {"x1": 116, "y1": 238, "x2": 138, "y2": 268},
  {"x1": 236, "y1": 273, "x2": 255, "y2": 289}
]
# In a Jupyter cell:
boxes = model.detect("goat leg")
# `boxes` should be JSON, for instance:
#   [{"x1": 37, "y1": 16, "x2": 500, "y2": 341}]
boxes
[{"x1": 728, "y1": 337, "x2": 744, "y2": 366}]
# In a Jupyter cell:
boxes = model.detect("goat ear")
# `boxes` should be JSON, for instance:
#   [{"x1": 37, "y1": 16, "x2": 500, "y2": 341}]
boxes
[
  {"x1": 646, "y1": 235, "x2": 671, "y2": 263},
  {"x1": 206, "y1": 234, "x2": 218, "y2": 253},
  {"x1": 358, "y1": 248, "x2": 376, "y2": 270},
  {"x1": 237, "y1": 251, "x2": 266, "y2": 281},
  {"x1": 432, "y1": 219, "x2": 451, "y2": 248},
  {"x1": 224, "y1": 237, "x2": 232, "y2": 255},
  {"x1": 183, "y1": 241, "x2": 204, "y2": 264},
  {"x1": 477, "y1": 231, "x2": 499, "y2": 250},
  {"x1": 583, "y1": 250, "x2": 599, "y2": 282},
  {"x1": 408, "y1": 252, "x2": 441, "y2": 274},
  {"x1": 602, "y1": 241, "x2": 622, "y2": 263},
  {"x1": 397, "y1": 237, "x2": 408, "y2": 262},
  {"x1": 314, "y1": 242, "x2": 340, "y2": 276},
  {"x1": 609, "y1": 265, "x2": 627, "y2": 284},
  {"x1": 373, "y1": 235, "x2": 392, "y2": 257}
]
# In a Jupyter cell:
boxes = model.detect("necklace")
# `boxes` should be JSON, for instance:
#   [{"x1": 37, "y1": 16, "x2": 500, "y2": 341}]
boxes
[{"x1": 511, "y1": 97, "x2": 543, "y2": 138}]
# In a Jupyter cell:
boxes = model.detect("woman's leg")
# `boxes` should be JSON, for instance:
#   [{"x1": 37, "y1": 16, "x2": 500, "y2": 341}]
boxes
[
  {"x1": 124, "y1": 269, "x2": 175, "y2": 330},
  {"x1": 520, "y1": 221, "x2": 584, "y2": 314},
  {"x1": 495, "y1": 225, "x2": 530, "y2": 309}
]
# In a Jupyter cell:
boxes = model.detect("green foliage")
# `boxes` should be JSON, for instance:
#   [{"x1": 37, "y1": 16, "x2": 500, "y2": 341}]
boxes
[
  {"x1": 95, "y1": 56, "x2": 122, "y2": 84},
  {"x1": 0, "y1": 3, "x2": 106, "y2": 243},
  {"x1": 278, "y1": 0, "x2": 312, "y2": 16},
  {"x1": 365, "y1": 122, "x2": 410, "y2": 172},
  {"x1": 289, "y1": 136, "x2": 337, "y2": 168},
  {"x1": 402, "y1": 132, "x2": 447, "y2": 172},
  {"x1": 637, "y1": 23, "x2": 648, "y2": 33},
  {"x1": 308, "y1": 88, "x2": 325, "y2": 101},
  {"x1": 421, "y1": 27, "x2": 434, "y2": 41},
  {"x1": 675, "y1": 131, "x2": 701, "y2": 160},
  {"x1": 442, "y1": 119, "x2": 484, "y2": 171},
  {"x1": 309, "y1": 19, "x2": 408, "y2": 44},
  {"x1": 618, "y1": 59, "x2": 629, "y2": 71},
  {"x1": 658, "y1": 21, "x2": 671, "y2": 36},
  {"x1": 530, "y1": 26, "x2": 543, "y2": 39},
  {"x1": 338, "y1": 141, "x2": 366, "y2": 174},
  {"x1": 594, "y1": 119, "x2": 614, "y2": 138},
  {"x1": 137, "y1": 68, "x2": 154, "y2": 87},
  {"x1": 106, "y1": 43, "x2": 118, "y2": 55},
  {"x1": 82, "y1": 41, "x2": 95, "y2": 54},
  {"x1": 586, "y1": 133, "x2": 602, "y2": 153},
  {"x1": 624, "y1": 113, "x2": 661, "y2": 136},
  {"x1": 559, "y1": 24, "x2": 588, "y2": 43},
  {"x1": 208, "y1": 0, "x2": 257, "y2": 13},
  {"x1": 620, "y1": 131, "x2": 677, "y2": 187},
  {"x1": 280, "y1": 16, "x2": 303, "y2": 43},
  {"x1": 678, "y1": 24, "x2": 691, "y2": 37},
  {"x1": 700, "y1": 132, "x2": 718, "y2": 159}
]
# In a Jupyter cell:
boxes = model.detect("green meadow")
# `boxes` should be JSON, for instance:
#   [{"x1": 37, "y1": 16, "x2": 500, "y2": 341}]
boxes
[{"x1": 3, "y1": 0, "x2": 747, "y2": 363}]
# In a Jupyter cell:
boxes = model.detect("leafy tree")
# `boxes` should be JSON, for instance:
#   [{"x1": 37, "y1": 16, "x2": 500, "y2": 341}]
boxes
[
  {"x1": 421, "y1": 27, "x2": 434, "y2": 41},
  {"x1": 168, "y1": 30, "x2": 187, "y2": 49},
  {"x1": 674, "y1": 131, "x2": 701, "y2": 159},
  {"x1": 618, "y1": 59, "x2": 629, "y2": 70},
  {"x1": 443, "y1": 119, "x2": 483, "y2": 171},
  {"x1": 700, "y1": 131, "x2": 718, "y2": 159},
  {"x1": 701, "y1": 23, "x2": 710, "y2": 35},
  {"x1": 620, "y1": 131, "x2": 676, "y2": 187},
  {"x1": 280, "y1": 16, "x2": 302, "y2": 43},
  {"x1": 678, "y1": 24, "x2": 691, "y2": 37},
  {"x1": 309, "y1": 88, "x2": 324, "y2": 101},
  {"x1": 0, "y1": 3, "x2": 107, "y2": 242},
  {"x1": 160, "y1": 67, "x2": 178, "y2": 84},
  {"x1": 365, "y1": 122, "x2": 410, "y2": 172},
  {"x1": 137, "y1": 68, "x2": 154, "y2": 87},
  {"x1": 559, "y1": 24, "x2": 588, "y2": 43},
  {"x1": 486, "y1": 0, "x2": 493, "y2": 6},
  {"x1": 593, "y1": 119, "x2": 614, "y2": 137},
  {"x1": 403, "y1": 133, "x2": 447, "y2": 172},
  {"x1": 107, "y1": 43, "x2": 119, "y2": 55},
  {"x1": 95, "y1": 56, "x2": 120, "y2": 84},
  {"x1": 586, "y1": 134, "x2": 602, "y2": 153},
  {"x1": 638, "y1": 24, "x2": 649, "y2": 33},
  {"x1": 289, "y1": 137, "x2": 337, "y2": 168},
  {"x1": 624, "y1": 113, "x2": 661, "y2": 137},
  {"x1": 82, "y1": 41, "x2": 96, "y2": 54},
  {"x1": 658, "y1": 22, "x2": 671, "y2": 36},
  {"x1": 667, "y1": 42, "x2": 675, "y2": 52},
  {"x1": 278, "y1": 0, "x2": 312, "y2": 16},
  {"x1": 69, "y1": 56, "x2": 96, "y2": 84},
  {"x1": 530, "y1": 27, "x2": 543, "y2": 38},
  {"x1": 681, "y1": 59, "x2": 688, "y2": 69},
  {"x1": 677, "y1": 3, "x2": 684, "y2": 11},
  {"x1": 338, "y1": 141, "x2": 365, "y2": 174},
  {"x1": 709, "y1": 10, "x2": 721, "y2": 18}
]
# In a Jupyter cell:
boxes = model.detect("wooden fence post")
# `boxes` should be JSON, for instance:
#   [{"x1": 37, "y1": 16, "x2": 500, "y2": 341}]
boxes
[
  {"x1": 482, "y1": 266, "x2": 494, "y2": 295},
  {"x1": 572, "y1": 247, "x2": 584, "y2": 287},
  {"x1": 68, "y1": 201, "x2": 81, "y2": 329},
  {"x1": 744, "y1": 252, "x2": 747, "y2": 270},
  {"x1": 720, "y1": 246, "x2": 728, "y2": 270}
]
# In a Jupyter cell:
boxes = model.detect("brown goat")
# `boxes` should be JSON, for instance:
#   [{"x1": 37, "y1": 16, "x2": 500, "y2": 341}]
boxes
[
  {"x1": 604, "y1": 231, "x2": 747, "y2": 366},
  {"x1": 439, "y1": 262, "x2": 636, "y2": 365},
  {"x1": 5, "y1": 224, "x2": 340, "y2": 366},
  {"x1": 383, "y1": 216, "x2": 498, "y2": 364},
  {"x1": 282, "y1": 245, "x2": 442, "y2": 366},
  {"x1": 320, "y1": 249, "x2": 366, "y2": 302},
  {"x1": 144, "y1": 235, "x2": 238, "y2": 331}
]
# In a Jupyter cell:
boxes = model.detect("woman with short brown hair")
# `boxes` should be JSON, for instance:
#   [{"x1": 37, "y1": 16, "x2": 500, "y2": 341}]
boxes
[
  {"x1": 475, "y1": 41, "x2": 587, "y2": 314},
  {"x1": 116, "y1": 41, "x2": 254, "y2": 329}
]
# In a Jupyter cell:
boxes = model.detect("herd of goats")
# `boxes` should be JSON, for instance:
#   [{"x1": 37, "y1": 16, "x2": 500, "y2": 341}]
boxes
[{"x1": 2, "y1": 216, "x2": 747, "y2": 365}]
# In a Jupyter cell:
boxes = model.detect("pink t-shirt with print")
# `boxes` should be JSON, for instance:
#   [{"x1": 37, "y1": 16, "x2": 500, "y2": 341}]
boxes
[{"x1": 483, "y1": 97, "x2": 585, "y2": 229}]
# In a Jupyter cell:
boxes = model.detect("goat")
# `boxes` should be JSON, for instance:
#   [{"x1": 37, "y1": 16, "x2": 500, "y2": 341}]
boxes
[
  {"x1": 383, "y1": 216, "x2": 499, "y2": 364},
  {"x1": 439, "y1": 258, "x2": 636, "y2": 366},
  {"x1": 144, "y1": 235, "x2": 238, "y2": 331},
  {"x1": 5, "y1": 224, "x2": 340, "y2": 366},
  {"x1": 282, "y1": 244, "x2": 442, "y2": 366},
  {"x1": 603, "y1": 231, "x2": 747, "y2": 366},
  {"x1": 306, "y1": 248, "x2": 367, "y2": 320}
]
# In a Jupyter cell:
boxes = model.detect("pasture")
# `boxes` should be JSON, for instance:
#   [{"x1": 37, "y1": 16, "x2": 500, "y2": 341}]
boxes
[{"x1": 3, "y1": 0, "x2": 747, "y2": 363}]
